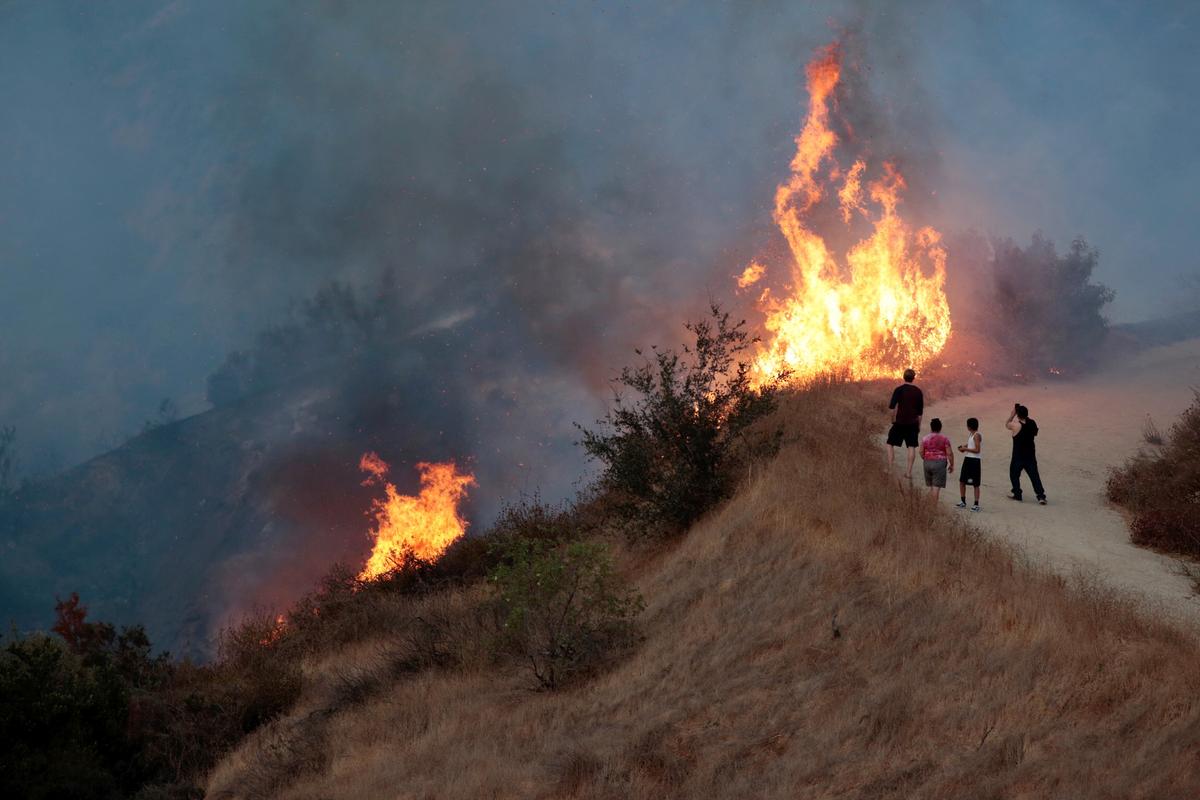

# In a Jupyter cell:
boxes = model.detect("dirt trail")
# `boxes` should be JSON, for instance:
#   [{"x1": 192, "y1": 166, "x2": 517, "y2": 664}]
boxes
[{"x1": 907, "y1": 338, "x2": 1200, "y2": 621}]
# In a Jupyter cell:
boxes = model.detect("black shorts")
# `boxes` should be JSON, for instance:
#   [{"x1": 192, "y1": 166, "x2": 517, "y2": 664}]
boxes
[
  {"x1": 886, "y1": 423, "x2": 919, "y2": 448},
  {"x1": 960, "y1": 458, "x2": 981, "y2": 486}
]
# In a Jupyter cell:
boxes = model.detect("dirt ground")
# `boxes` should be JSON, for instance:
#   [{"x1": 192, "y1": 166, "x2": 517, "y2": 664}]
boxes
[{"x1": 900, "y1": 338, "x2": 1200, "y2": 621}]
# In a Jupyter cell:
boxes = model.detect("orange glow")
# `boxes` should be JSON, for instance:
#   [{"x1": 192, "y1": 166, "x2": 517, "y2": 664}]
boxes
[
  {"x1": 259, "y1": 614, "x2": 287, "y2": 647},
  {"x1": 356, "y1": 453, "x2": 475, "y2": 580},
  {"x1": 746, "y1": 43, "x2": 951, "y2": 385}
]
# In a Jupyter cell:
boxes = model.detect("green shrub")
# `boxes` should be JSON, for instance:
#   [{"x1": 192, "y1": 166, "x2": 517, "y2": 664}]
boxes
[
  {"x1": 489, "y1": 537, "x2": 643, "y2": 689},
  {"x1": 578, "y1": 304, "x2": 783, "y2": 537}
]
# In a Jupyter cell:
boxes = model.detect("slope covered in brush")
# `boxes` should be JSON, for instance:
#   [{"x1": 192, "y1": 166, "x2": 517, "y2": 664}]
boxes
[
  {"x1": 206, "y1": 383, "x2": 1200, "y2": 799},
  {"x1": 0, "y1": 368, "x2": 454, "y2": 657}
]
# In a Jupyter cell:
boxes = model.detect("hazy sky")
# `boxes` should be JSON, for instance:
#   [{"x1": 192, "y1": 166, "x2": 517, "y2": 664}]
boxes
[{"x1": 1, "y1": 0, "x2": 1197, "y2": 476}]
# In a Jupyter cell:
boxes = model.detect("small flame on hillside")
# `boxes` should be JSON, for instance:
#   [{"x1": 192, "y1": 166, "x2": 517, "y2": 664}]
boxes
[
  {"x1": 258, "y1": 614, "x2": 287, "y2": 647},
  {"x1": 357, "y1": 453, "x2": 475, "y2": 580},
  {"x1": 745, "y1": 43, "x2": 952, "y2": 384}
]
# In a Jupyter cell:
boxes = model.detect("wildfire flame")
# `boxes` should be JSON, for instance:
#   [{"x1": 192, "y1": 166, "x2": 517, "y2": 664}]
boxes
[
  {"x1": 737, "y1": 261, "x2": 766, "y2": 290},
  {"x1": 746, "y1": 43, "x2": 951, "y2": 384},
  {"x1": 356, "y1": 453, "x2": 475, "y2": 580}
]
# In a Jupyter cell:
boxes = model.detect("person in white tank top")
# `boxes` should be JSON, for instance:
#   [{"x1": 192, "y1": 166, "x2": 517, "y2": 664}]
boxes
[{"x1": 956, "y1": 417, "x2": 983, "y2": 511}]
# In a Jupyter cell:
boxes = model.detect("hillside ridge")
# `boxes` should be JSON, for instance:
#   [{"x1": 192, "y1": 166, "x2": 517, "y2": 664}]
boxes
[{"x1": 206, "y1": 381, "x2": 1200, "y2": 799}]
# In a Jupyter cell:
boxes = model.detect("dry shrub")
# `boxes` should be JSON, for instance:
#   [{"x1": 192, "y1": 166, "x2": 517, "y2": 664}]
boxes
[
  {"x1": 1130, "y1": 510, "x2": 1200, "y2": 558},
  {"x1": 1108, "y1": 391, "x2": 1200, "y2": 558}
]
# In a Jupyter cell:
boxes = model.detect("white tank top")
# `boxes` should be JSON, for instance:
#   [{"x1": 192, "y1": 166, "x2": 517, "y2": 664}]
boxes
[{"x1": 965, "y1": 432, "x2": 981, "y2": 459}]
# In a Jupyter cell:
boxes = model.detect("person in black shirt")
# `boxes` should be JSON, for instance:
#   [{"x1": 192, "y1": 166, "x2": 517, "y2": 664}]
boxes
[
  {"x1": 886, "y1": 368, "x2": 924, "y2": 479},
  {"x1": 1006, "y1": 403, "x2": 1046, "y2": 504}
]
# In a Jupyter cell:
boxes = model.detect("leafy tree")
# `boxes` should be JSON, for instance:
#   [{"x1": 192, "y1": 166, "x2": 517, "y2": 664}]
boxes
[
  {"x1": 0, "y1": 594, "x2": 172, "y2": 799},
  {"x1": 1, "y1": 593, "x2": 304, "y2": 799},
  {"x1": 989, "y1": 234, "x2": 1115, "y2": 372},
  {"x1": 0, "y1": 634, "x2": 126, "y2": 800},
  {"x1": 578, "y1": 304, "x2": 784, "y2": 536}
]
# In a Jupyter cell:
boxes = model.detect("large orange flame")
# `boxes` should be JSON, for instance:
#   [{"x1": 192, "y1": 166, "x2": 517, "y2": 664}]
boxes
[
  {"x1": 746, "y1": 43, "x2": 951, "y2": 384},
  {"x1": 356, "y1": 453, "x2": 475, "y2": 580}
]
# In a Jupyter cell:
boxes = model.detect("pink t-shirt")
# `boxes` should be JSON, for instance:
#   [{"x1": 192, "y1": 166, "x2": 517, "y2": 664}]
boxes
[{"x1": 921, "y1": 433, "x2": 951, "y2": 462}]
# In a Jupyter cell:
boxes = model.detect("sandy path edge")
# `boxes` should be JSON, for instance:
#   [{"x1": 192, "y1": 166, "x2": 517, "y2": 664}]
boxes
[{"x1": 891, "y1": 338, "x2": 1200, "y2": 622}]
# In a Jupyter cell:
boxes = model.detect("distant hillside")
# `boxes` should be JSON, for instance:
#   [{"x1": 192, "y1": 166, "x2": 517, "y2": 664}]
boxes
[
  {"x1": 1112, "y1": 308, "x2": 1200, "y2": 349},
  {"x1": 0, "y1": 371, "x2": 459, "y2": 657}
]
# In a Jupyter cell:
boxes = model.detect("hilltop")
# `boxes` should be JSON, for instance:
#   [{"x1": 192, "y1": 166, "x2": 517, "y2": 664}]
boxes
[{"x1": 205, "y1": 369, "x2": 1200, "y2": 799}]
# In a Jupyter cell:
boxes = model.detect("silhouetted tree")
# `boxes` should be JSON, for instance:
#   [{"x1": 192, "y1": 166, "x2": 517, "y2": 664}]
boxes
[
  {"x1": 578, "y1": 304, "x2": 784, "y2": 536},
  {"x1": 988, "y1": 233, "x2": 1114, "y2": 372},
  {"x1": 205, "y1": 278, "x2": 404, "y2": 406},
  {"x1": 0, "y1": 425, "x2": 16, "y2": 498}
]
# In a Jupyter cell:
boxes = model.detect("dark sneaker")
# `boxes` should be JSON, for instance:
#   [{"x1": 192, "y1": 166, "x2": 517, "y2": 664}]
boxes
[
  {"x1": 955, "y1": 500, "x2": 967, "y2": 508},
  {"x1": 1008, "y1": 493, "x2": 1022, "y2": 501},
  {"x1": 1038, "y1": 498, "x2": 1047, "y2": 505}
]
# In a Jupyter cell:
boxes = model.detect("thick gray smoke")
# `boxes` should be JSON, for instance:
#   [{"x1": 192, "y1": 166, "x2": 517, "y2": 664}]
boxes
[{"x1": 2, "y1": 1, "x2": 1195, "y2": 650}]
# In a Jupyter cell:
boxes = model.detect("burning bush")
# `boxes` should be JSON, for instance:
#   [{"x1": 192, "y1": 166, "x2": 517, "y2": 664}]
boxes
[
  {"x1": 578, "y1": 304, "x2": 784, "y2": 537},
  {"x1": 1107, "y1": 391, "x2": 1200, "y2": 559},
  {"x1": 738, "y1": 44, "x2": 952, "y2": 384},
  {"x1": 488, "y1": 536, "x2": 643, "y2": 689},
  {"x1": 356, "y1": 454, "x2": 476, "y2": 581}
]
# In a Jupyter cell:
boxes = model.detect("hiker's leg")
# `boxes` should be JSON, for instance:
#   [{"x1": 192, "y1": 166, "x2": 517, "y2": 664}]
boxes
[
  {"x1": 1009, "y1": 458, "x2": 1023, "y2": 498},
  {"x1": 932, "y1": 486, "x2": 940, "y2": 501},
  {"x1": 1027, "y1": 458, "x2": 1046, "y2": 500},
  {"x1": 959, "y1": 482, "x2": 967, "y2": 503},
  {"x1": 973, "y1": 485, "x2": 981, "y2": 503},
  {"x1": 905, "y1": 446, "x2": 916, "y2": 477}
]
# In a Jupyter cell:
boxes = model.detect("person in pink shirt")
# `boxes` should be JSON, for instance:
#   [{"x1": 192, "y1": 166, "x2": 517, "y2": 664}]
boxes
[{"x1": 920, "y1": 418, "x2": 955, "y2": 501}]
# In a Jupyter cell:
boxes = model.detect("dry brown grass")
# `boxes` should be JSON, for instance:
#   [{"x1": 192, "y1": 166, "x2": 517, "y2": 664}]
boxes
[{"x1": 206, "y1": 383, "x2": 1200, "y2": 799}]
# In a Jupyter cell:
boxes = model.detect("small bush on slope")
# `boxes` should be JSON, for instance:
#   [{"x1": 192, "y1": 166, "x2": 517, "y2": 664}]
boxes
[
  {"x1": 489, "y1": 536, "x2": 643, "y2": 689},
  {"x1": 578, "y1": 304, "x2": 784, "y2": 537},
  {"x1": 1107, "y1": 390, "x2": 1200, "y2": 557}
]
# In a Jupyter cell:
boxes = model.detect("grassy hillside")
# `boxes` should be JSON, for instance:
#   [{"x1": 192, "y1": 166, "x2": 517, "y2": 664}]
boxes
[{"x1": 205, "y1": 383, "x2": 1200, "y2": 799}]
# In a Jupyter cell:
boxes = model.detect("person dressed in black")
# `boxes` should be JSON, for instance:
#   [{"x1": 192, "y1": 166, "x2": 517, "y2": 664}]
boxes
[
  {"x1": 886, "y1": 368, "x2": 924, "y2": 479},
  {"x1": 1006, "y1": 403, "x2": 1046, "y2": 504}
]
